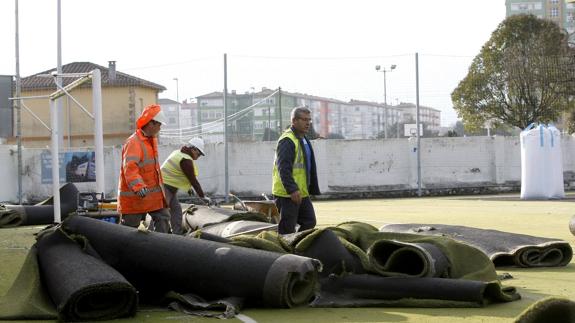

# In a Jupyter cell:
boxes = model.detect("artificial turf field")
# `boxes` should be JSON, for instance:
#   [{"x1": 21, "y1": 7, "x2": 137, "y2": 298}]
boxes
[{"x1": 1, "y1": 193, "x2": 574, "y2": 322}]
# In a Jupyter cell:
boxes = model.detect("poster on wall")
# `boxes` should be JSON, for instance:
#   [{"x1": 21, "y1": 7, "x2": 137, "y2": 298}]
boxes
[{"x1": 41, "y1": 151, "x2": 96, "y2": 184}]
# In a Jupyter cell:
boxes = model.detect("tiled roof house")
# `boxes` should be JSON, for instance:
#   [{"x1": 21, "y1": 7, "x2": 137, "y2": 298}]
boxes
[{"x1": 12, "y1": 61, "x2": 165, "y2": 147}]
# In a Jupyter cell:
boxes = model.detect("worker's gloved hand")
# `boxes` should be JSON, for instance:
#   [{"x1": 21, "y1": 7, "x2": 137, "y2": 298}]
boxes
[{"x1": 136, "y1": 187, "x2": 149, "y2": 198}]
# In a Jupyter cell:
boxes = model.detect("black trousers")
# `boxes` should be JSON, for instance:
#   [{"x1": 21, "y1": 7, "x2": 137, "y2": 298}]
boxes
[{"x1": 274, "y1": 196, "x2": 316, "y2": 234}]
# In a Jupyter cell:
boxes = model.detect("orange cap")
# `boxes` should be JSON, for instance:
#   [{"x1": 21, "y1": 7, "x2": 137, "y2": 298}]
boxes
[{"x1": 136, "y1": 104, "x2": 161, "y2": 129}]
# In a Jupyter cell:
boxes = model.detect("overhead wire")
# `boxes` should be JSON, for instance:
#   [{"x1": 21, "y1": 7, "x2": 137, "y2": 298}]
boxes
[{"x1": 160, "y1": 89, "x2": 279, "y2": 141}]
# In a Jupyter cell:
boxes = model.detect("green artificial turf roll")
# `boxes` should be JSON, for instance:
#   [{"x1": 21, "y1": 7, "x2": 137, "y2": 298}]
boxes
[
  {"x1": 35, "y1": 227, "x2": 137, "y2": 321},
  {"x1": 380, "y1": 223, "x2": 573, "y2": 267},
  {"x1": 0, "y1": 183, "x2": 79, "y2": 228},
  {"x1": 62, "y1": 216, "x2": 321, "y2": 308}
]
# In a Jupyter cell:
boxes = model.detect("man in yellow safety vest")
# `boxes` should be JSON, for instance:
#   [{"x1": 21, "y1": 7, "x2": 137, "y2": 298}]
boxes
[
  {"x1": 161, "y1": 137, "x2": 207, "y2": 234},
  {"x1": 272, "y1": 106, "x2": 320, "y2": 234}
]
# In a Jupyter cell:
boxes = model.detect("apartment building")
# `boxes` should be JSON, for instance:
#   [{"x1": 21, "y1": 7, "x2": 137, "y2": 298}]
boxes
[
  {"x1": 394, "y1": 102, "x2": 441, "y2": 133},
  {"x1": 193, "y1": 89, "x2": 440, "y2": 141},
  {"x1": 506, "y1": 0, "x2": 575, "y2": 38}
]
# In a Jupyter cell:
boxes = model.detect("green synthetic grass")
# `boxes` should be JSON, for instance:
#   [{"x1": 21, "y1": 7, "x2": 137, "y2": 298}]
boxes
[{"x1": 1, "y1": 194, "x2": 574, "y2": 322}]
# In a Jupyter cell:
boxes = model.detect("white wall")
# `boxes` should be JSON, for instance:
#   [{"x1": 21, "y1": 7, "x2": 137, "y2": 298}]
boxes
[
  {"x1": 2, "y1": 136, "x2": 575, "y2": 203},
  {"x1": 0, "y1": 145, "x2": 19, "y2": 202}
]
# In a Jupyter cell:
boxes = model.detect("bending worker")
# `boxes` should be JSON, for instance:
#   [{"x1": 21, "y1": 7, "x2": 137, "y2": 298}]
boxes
[
  {"x1": 272, "y1": 106, "x2": 320, "y2": 234},
  {"x1": 117, "y1": 104, "x2": 170, "y2": 233},
  {"x1": 161, "y1": 137, "x2": 207, "y2": 235}
]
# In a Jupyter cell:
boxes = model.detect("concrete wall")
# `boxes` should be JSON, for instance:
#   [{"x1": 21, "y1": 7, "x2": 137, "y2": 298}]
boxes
[{"x1": 2, "y1": 136, "x2": 575, "y2": 203}]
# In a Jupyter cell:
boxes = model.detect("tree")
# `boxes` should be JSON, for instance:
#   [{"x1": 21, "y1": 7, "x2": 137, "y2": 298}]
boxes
[
  {"x1": 451, "y1": 14, "x2": 575, "y2": 132},
  {"x1": 449, "y1": 120, "x2": 516, "y2": 137},
  {"x1": 452, "y1": 120, "x2": 465, "y2": 136},
  {"x1": 447, "y1": 130, "x2": 459, "y2": 137}
]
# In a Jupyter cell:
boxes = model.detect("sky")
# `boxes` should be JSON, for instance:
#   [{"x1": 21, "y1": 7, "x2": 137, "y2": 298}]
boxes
[{"x1": 0, "y1": 0, "x2": 507, "y2": 127}]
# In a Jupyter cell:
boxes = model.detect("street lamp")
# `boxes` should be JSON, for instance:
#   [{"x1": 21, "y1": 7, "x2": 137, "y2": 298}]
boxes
[
  {"x1": 375, "y1": 64, "x2": 396, "y2": 138},
  {"x1": 173, "y1": 77, "x2": 179, "y2": 103}
]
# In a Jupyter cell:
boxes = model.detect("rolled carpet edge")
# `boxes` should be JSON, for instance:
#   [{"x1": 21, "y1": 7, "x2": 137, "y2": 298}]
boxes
[
  {"x1": 58, "y1": 282, "x2": 138, "y2": 322},
  {"x1": 368, "y1": 240, "x2": 449, "y2": 278},
  {"x1": 262, "y1": 254, "x2": 322, "y2": 308},
  {"x1": 0, "y1": 206, "x2": 24, "y2": 228},
  {"x1": 515, "y1": 244, "x2": 573, "y2": 267},
  {"x1": 36, "y1": 228, "x2": 138, "y2": 321}
]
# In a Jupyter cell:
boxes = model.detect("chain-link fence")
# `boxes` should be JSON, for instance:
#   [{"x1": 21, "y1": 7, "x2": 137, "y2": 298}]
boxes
[{"x1": 153, "y1": 53, "x2": 486, "y2": 145}]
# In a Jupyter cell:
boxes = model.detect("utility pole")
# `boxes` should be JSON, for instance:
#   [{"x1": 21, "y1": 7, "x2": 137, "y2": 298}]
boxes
[
  {"x1": 15, "y1": 0, "x2": 22, "y2": 203},
  {"x1": 56, "y1": 0, "x2": 63, "y2": 146},
  {"x1": 223, "y1": 54, "x2": 229, "y2": 202},
  {"x1": 278, "y1": 87, "x2": 282, "y2": 132},
  {"x1": 173, "y1": 77, "x2": 180, "y2": 141},
  {"x1": 415, "y1": 53, "x2": 422, "y2": 197}
]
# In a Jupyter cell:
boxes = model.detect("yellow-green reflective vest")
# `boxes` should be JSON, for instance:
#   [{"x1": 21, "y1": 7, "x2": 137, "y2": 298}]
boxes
[
  {"x1": 272, "y1": 129, "x2": 308, "y2": 198},
  {"x1": 161, "y1": 150, "x2": 198, "y2": 191}
]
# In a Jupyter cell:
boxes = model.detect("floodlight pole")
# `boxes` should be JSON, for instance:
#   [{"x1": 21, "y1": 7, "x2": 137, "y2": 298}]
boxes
[{"x1": 375, "y1": 64, "x2": 396, "y2": 139}]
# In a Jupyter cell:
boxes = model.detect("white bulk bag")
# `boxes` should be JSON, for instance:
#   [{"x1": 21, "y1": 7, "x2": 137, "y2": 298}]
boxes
[
  {"x1": 546, "y1": 125, "x2": 565, "y2": 199},
  {"x1": 520, "y1": 124, "x2": 548, "y2": 199}
]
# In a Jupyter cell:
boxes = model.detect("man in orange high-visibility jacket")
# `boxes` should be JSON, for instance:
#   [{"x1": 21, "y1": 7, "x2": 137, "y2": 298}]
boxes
[{"x1": 117, "y1": 104, "x2": 170, "y2": 232}]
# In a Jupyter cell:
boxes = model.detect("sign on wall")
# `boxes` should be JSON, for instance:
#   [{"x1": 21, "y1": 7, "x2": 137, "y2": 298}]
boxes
[{"x1": 41, "y1": 151, "x2": 96, "y2": 184}]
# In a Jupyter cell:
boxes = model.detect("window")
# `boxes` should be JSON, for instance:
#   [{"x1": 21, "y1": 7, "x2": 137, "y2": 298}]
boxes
[
  {"x1": 511, "y1": 2, "x2": 542, "y2": 11},
  {"x1": 551, "y1": 7, "x2": 559, "y2": 17},
  {"x1": 203, "y1": 99, "x2": 223, "y2": 106}
]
